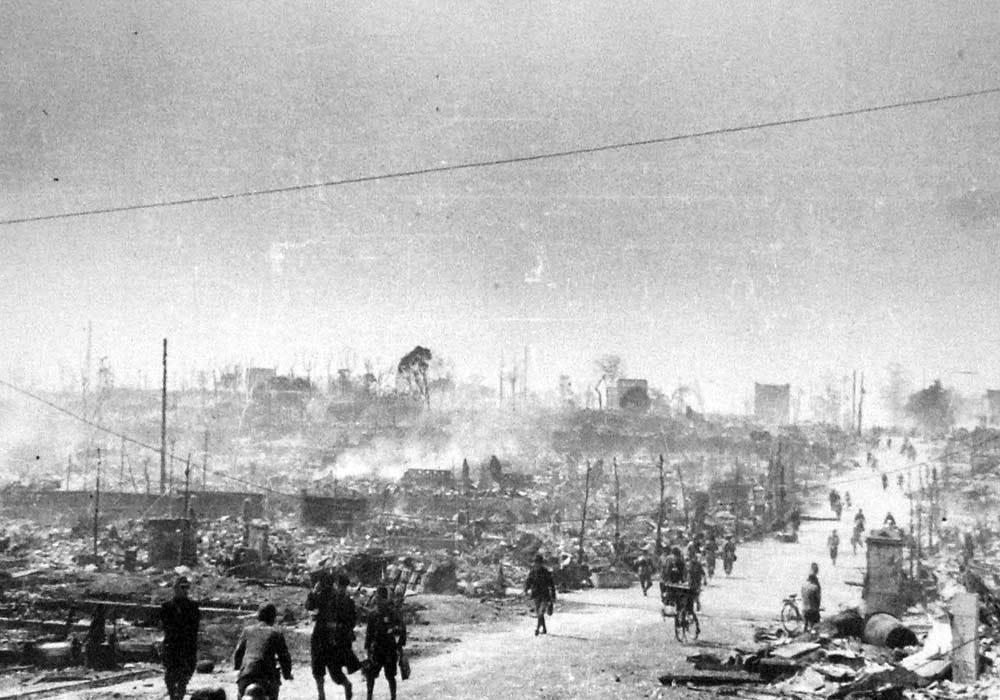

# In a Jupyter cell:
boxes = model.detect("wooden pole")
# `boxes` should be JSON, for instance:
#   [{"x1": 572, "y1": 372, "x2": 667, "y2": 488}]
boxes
[
  {"x1": 656, "y1": 455, "x2": 666, "y2": 557},
  {"x1": 160, "y1": 339, "x2": 167, "y2": 494},
  {"x1": 93, "y1": 448, "x2": 101, "y2": 558},
  {"x1": 856, "y1": 372, "x2": 865, "y2": 436},
  {"x1": 578, "y1": 460, "x2": 591, "y2": 563},
  {"x1": 119, "y1": 436, "x2": 125, "y2": 489},
  {"x1": 734, "y1": 459, "x2": 742, "y2": 540},
  {"x1": 613, "y1": 457, "x2": 621, "y2": 546},
  {"x1": 674, "y1": 459, "x2": 690, "y2": 530},
  {"x1": 202, "y1": 428, "x2": 209, "y2": 490}
]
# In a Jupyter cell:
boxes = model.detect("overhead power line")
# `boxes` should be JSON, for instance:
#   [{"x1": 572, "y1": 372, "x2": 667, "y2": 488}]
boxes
[
  {"x1": 0, "y1": 378, "x2": 291, "y2": 497},
  {"x1": 2, "y1": 85, "x2": 999, "y2": 226}
]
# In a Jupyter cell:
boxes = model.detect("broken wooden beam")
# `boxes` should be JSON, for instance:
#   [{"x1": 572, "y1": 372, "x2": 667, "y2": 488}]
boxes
[
  {"x1": 0, "y1": 665, "x2": 160, "y2": 700},
  {"x1": 659, "y1": 671, "x2": 769, "y2": 686}
]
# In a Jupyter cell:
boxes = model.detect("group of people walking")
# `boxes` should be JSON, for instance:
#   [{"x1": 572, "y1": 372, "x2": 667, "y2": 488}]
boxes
[{"x1": 159, "y1": 573, "x2": 407, "y2": 700}]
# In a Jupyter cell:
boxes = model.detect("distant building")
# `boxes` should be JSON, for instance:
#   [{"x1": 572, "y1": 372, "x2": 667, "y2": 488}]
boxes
[
  {"x1": 607, "y1": 378, "x2": 650, "y2": 412},
  {"x1": 987, "y1": 390, "x2": 1000, "y2": 426},
  {"x1": 400, "y1": 469, "x2": 456, "y2": 490},
  {"x1": 754, "y1": 383, "x2": 791, "y2": 425},
  {"x1": 245, "y1": 367, "x2": 276, "y2": 397}
]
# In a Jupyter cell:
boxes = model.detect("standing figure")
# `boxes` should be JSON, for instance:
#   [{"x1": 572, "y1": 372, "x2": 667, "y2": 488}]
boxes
[
  {"x1": 703, "y1": 536, "x2": 718, "y2": 580},
  {"x1": 801, "y1": 564, "x2": 822, "y2": 633},
  {"x1": 881, "y1": 473, "x2": 889, "y2": 490},
  {"x1": 364, "y1": 586, "x2": 407, "y2": 700},
  {"x1": 524, "y1": 554, "x2": 556, "y2": 636},
  {"x1": 827, "y1": 529, "x2": 840, "y2": 566},
  {"x1": 160, "y1": 576, "x2": 200, "y2": 700},
  {"x1": 635, "y1": 554, "x2": 654, "y2": 596},
  {"x1": 307, "y1": 573, "x2": 359, "y2": 700},
  {"x1": 854, "y1": 509, "x2": 866, "y2": 532},
  {"x1": 234, "y1": 602, "x2": 293, "y2": 700},
  {"x1": 721, "y1": 537, "x2": 737, "y2": 576}
]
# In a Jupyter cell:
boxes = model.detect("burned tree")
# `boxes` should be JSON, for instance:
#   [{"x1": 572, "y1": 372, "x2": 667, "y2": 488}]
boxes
[{"x1": 397, "y1": 346, "x2": 433, "y2": 406}]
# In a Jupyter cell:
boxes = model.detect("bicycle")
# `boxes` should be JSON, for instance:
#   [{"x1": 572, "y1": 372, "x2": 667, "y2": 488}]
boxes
[
  {"x1": 663, "y1": 584, "x2": 700, "y2": 642},
  {"x1": 780, "y1": 593, "x2": 803, "y2": 635}
]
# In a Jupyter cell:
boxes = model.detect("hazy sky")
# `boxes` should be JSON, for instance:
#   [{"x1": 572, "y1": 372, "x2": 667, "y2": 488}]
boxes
[{"x1": 3, "y1": 0, "x2": 1000, "y2": 414}]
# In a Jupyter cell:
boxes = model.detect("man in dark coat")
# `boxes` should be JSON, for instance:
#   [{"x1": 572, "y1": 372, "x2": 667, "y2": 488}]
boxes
[
  {"x1": 234, "y1": 602, "x2": 293, "y2": 700},
  {"x1": 524, "y1": 554, "x2": 556, "y2": 636},
  {"x1": 160, "y1": 576, "x2": 200, "y2": 700},
  {"x1": 307, "y1": 573, "x2": 358, "y2": 700},
  {"x1": 364, "y1": 586, "x2": 407, "y2": 700},
  {"x1": 801, "y1": 563, "x2": 822, "y2": 632}
]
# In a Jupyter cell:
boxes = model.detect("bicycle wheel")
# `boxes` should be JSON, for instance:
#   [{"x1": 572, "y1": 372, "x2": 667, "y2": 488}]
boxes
[
  {"x1": 689, "y1": 610, "x2": 700, "y2": 640},
  {"x1": 781, "y1": 602, "x2": 803, "y2": 635},
  {"x1": 675, "y1": 608, "x2": 688, "y2": 642}
]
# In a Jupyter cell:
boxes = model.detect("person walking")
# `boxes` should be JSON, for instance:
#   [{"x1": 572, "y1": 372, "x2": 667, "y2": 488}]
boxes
[
  {"x1": 721, "y1": 537, "x2": 736, "y2": 576},
  {"x1": 703, "y1": 536, "x2": 718, "y2": 580},
  {"x1": 524, "y1": 554, "x2": 556, "y2": 636},
  {"x1": 234, "y1": 602, "x2": 293, "y2": 700},
  {"x1": 801, "y1": 564, "x2": 822, "y2": 633},
  {"x1": 160, "y1": 576, "x2": 200, "y2": 700},
  {"x1": 364, "y1": 586, "x2": 407, "y2": 700},
  {"x1": 827, "y1": 530, "x2": 840, "y2": 566},
  {"x1": 307, "y1": 573, "x2": 359, "y2": 700},
  {"x1": 635, "y1": 554, "x2": 654, "y2": 596}
]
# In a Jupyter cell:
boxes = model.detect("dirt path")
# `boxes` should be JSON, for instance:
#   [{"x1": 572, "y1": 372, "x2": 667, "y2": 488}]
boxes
[{"x1": 55, "y1": 454, "x2": 904, "y2": 700}]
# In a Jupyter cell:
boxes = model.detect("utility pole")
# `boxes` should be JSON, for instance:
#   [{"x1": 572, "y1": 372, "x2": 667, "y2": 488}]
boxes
[
  {"x1": 523, "y1": 345, "x2": 529, "y2": 403},
  {"x1": 851, "y1": 371, "x2": 857, "y2": 433},
  {"x1": 93, "y1": 447, "x2": 101, "y2": 558},
  {"x1": 181, "y1": 453, "x2": 191, "y2": 566},
  {"x1": 734, "y1": 459, "x2": 742, "y2": 540},
  {"x1": 578, "y1": 459, "x2": 592, "y2": 563},
  {"x1": 656, "y1": 455, "x2": 666, "y2": 556},
  {"x1": 119, "y1": 436, "x2": 126, "y2": 489},
  {"x1": 613, "y1": 457, "x2": 621, "y2": 547},
  {"x1": 202, "y1": 428, "x2": 209, "y2": 490},
  {"x1": 674, "y1": 459, "x2": 690, "y2": 529},
  {"x1": 498, "y1": 351, "x2": 504, "y2": 407},
  {"x1": 160, "y1": 338, "x2": 167, "y2": 494},
  {"x1": 857, "y1": 371, "x2": 865, "y2": 436},
  {"x1": 82, "y1": 321, "x2": 92, "y2": 421}
]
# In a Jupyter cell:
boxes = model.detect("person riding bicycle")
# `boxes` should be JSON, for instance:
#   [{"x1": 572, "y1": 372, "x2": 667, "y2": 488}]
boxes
[
  {"x1": 722, "y1": 537, "x2": 737, "y2": 576},
  {"x1": 659, "y1": 548, "x2": 686, "y2": 605},
  {"x1": 686, "y1": 553, "x2": 705, "y2": 612}
]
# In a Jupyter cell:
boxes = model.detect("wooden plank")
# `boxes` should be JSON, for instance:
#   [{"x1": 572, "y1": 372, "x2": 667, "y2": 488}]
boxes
[
  {"x1": 770, "y1": 641, "x2": 820, "y2": 659},
  {"x1": 0, "y1": 666, "x2": 159, "y2": 700},
  {"x1": 659, "y1": 672, "x2": 768, "y2": 686}
]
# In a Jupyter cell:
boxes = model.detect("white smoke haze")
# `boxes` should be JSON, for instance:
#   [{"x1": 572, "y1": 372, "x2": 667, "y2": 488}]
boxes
[
  {"x1": 0, "y1": 392, "x2": 89, "y2": 485},
  {"x1": 312, "y1": 403, "x2": 553, "y2": 484}
]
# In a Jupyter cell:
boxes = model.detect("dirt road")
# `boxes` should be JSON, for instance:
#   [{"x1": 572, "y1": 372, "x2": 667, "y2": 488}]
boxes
[{"x1": 55, "y1": 450, "x2": 909, "y2": 700}]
